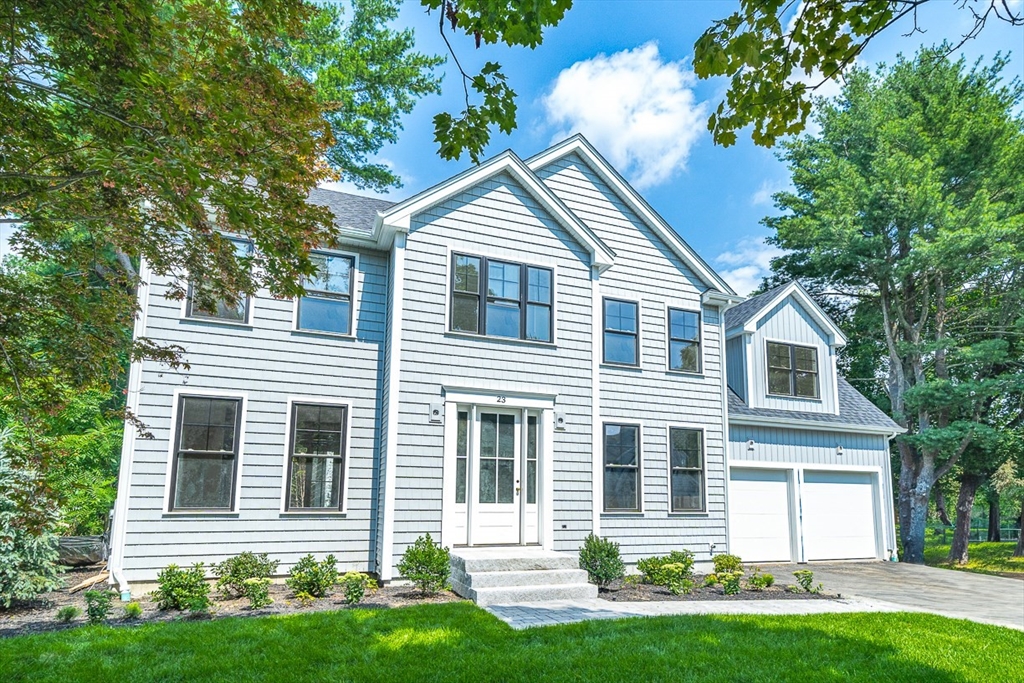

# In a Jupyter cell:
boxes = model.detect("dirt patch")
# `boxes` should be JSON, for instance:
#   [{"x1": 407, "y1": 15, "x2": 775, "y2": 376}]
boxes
[
  {"x1": 0, "y1": 567, "x2": 464, "y2": 639},
  {"x1": 599, "y1": 577, "x2": 838, "y2": 603}
]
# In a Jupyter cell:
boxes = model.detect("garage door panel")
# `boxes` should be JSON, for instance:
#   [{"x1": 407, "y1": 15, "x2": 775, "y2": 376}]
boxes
[
  {"x1": 802, "y1": 471, "x2": 877, "y2": 560},
  {"x1": 729, "y1": 469, "x2": 792, "y2": 563}
]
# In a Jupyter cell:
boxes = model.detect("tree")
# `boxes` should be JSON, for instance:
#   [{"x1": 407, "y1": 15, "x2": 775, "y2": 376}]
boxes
[
  {"x1": 765, "y1": 47, "x2": 1024, "y2": 563},
  {"x1": 693, "y1": 0, "x2": 1024, "y2": 147},
  {"x1": 991, "y1": 457, "x2": 1024, "y2": 557}
]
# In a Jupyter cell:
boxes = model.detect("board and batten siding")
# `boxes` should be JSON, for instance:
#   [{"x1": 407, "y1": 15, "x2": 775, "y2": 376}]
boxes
[
  {"x1": 725, "y1": 336, "x2": 746, "y2": 401},
  {"x1": 120, "y1": 247, "x2": 388, "y2": 582},
  {"x1": 536, "y1": 152, "x2": 728, "y2": 565},
  {"x1": 745, "y1": 295, "x2": 838, "y2": 414},
  {"x1": 390, "y1": 171, "x2": 595, "y2": 570}
]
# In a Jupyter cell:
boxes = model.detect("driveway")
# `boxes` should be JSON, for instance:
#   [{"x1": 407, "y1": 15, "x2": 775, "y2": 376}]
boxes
[{"x1": 766, "y1": 561, "x2": 1024, "y2": 630}]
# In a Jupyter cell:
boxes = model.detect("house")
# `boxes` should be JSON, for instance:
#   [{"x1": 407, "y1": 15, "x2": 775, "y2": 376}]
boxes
[{"x1": 106, "y1": 135, "x2": 902, "y2": 599}]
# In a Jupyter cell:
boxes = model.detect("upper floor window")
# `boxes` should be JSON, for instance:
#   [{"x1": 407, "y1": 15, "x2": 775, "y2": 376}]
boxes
[
  {"x1": 603, "y1": 298, "x2": 638, "y2": 366},
  {"x1": 450, "y1": 253, "x2": 553, "y2": 343},
  {"x1": 297, "y1": 252, "x2": 354, "y2": 335},
  {"x1": 170, "y1": 395, "x2": 242, "y2": 511},
  {"x1": 185, "y1": 238, "x2": 252, "y2": 323},
  {"x1": 286, "y1": 402, "x2": 347, "y2": 510},
  {"x1": 767, "y1": 341, "x2": 819, "y2": 398},
  {"x1": 668, "y1": 308, "x2": 701, "y2": 373}
]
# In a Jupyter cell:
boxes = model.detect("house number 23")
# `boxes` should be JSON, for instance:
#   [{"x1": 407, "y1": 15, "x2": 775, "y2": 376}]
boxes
[{"x1": 496, "y1": 395, "x2": 507, "y2": 403}]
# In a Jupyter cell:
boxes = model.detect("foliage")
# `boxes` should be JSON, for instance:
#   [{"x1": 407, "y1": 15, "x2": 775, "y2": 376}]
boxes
[
  {"x1": 340, "y1": 572, "x2": 378, "y2": 605},
  {"x1": 712, "y1": 554, "x2": 743, "y2": 575},
  {"x1": 765, "y1": 47, "x2": 1024, "y2": 563},
  {"x1": 703, "y1": 573, "x2": 720, "y2": 588},
  {"x1": 122, "y1": 601, "x2": 143, "y2": 620},
  {"x1": 622, "y1": 574, "x2": 642, "y2": 589},
  {"x1": 241, "y1": 578, "x2": 272, "y2": 610},
  {"x1": 693, "y1": 0, "x2": 1024, "y2": 146},
  {"x1": 578, "y1": 534, "x2": 625, "y2": 589},
  {"x1": 719, "y1": 571, "x2": 742, "y2": 596},
  {"x1": 636, "y1": 550, "x2": 695, "y2": 586},
  {"x1": 0, "y1": 428, "x2": 62, "y2": 608},
  {"x1": 213, "y1": 552, "x2": 280, "y2": 598},
  {"x1": 924, "y1": 541, "x2": 1024, "y2": 576},
  {"x1": 747, "y1": 570, "x2": 775, "y2": 592},
  {"x1": 785, "y1": 584, "x2": 802, "y2": 594},
  {"x1": 55, "y1": 605, "x2": 81, "y2": 623},
  {"x1": 83, "y1": 589, "x2": 116, "y2": 625},
  {"x1": 153, "y1": 564, "x2": 211, "y2": 612},
  {"x1": 793, "y1": 570, "x2": 822, "y2": 594},
  {"x1": 286, "y1": 554, "x2": 338, "y2": 599},
  {"x1": 661, "y1": 564, "x2": 694, "y2": 596},
  {"x1": 398, "y1": 534, "x2": 451, "y2": 594}
]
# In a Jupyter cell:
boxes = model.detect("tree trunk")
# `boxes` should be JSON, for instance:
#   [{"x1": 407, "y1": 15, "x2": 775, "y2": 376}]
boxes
[
  {"x1": 948, "y1": 474, "x2": 983, "y2": 565},
  {"x1": 934, "y1": 486, "x2": 952, "y2": 527},
  {"x1": 987, "y1": 492, "x2": 1000, "y2": 542},
  {"x1": 898, "y1": 442, "x2": 932, "y2": 564},
  {"x1": 1015, "y1": 498, "x2": 1024, "y2": 558}
]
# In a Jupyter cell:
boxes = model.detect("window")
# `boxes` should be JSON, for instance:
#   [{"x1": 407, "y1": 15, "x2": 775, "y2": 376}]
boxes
[
  {"x1": 603, "y1": 424, "x2": 640, "y2": 511},
  {"x1": 450, "y1": 253, "x2": 553, "y2": 342},
  {"x1": 603, "y1": 298, "x2": 638, "y2": 365},
  {"x1": 669, "y1": 427, "x2": 704, "y2": 512},
  {"x1": 526, "y1": 414, "x2": 538, "y2": 504},
  {"x1": 170, "y1": 396, "x2": 242, "y2": 511},
  {"x1": 455, "y1": 410, "x2": 468, "y2": 504},
  {"x1": 478, "y1": 413, "x2": 515, "y2": 503},
  {"x1": 767, "y1": 342, "x2": 819, "y2": 398},
  {"x1": 668, "y1": 308, "x2": 701, "y2": 373},
  {"x1": 185, "y1": 238, "x2": 252, "y2": 322},
  {"x1": 286, "y1": 403, "x2": 347, "y2": 510},
  {"x1": 297, "y1": 252, "x2": 355, "y2": 335}
]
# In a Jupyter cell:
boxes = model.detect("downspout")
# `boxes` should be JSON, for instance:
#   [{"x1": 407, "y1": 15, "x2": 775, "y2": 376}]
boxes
[{"x1": 886, "y1": 430, "x2": 901, "y2": 561}]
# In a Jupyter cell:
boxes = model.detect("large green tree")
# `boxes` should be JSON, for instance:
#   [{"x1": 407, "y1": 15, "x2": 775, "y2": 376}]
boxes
[{"x1": 765, "y1": 47, "x2": 1024, "y2": 563}]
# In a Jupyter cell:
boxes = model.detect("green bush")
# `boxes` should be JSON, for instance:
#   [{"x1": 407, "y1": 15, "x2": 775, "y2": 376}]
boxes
[
  {"x1": 340, "y1": 572, "x2": 378, "y2": 605},
  {"x1": 637, "y1": 550, "x2": 695, "y2": 586},
  {"x1": 241, "y1": 577, "x2": 272, "y2": 609},
  {"x1": 122, "y1": 601, "x2": 143, "y2": 620},
  {"x1": 153, "y1": 563, "x2": 211, "y2": 612},
  {"x1": 785, "y1": 584, "x2": 801, "y2": 594},
  {"x1": 55, "y1": 605, "x2": 81, "y2": 623},
  {"x1": 622, "y1": 574, "x2": 642, "y2": 589},
  {"x1": 397, "y1": 534, "x2": 451, "y2": 594},
  {"x1": 703, "y1": 572, "x2": 719, "y2": 587},
  {"x1": 578, "y1": 534, "x2": 625, "y2": 588},
  {"x1": 793, "y1": 569, "x2": 822, "y2": 594},
  {"x1": 662, "y1": 563, "x2": 694, "y2": 595},
  {"x1": 214, "y1": 552, "x2": 280, "y2": 598},
  {"x1": 712, "y1": 553, "x2": 743, "y2": 574},
  {"x1": 83, "y1": 589, "x2": 116, "y2": 624},
  {"x1": 747, "y1": 570, "x2": 775, "y2": 591},
  {"x1": 286, "y1": 554, "x2": 338, "y2": 599},
  {"x1": 719, "y1": 570, "x2": 742, "y2": 596}
]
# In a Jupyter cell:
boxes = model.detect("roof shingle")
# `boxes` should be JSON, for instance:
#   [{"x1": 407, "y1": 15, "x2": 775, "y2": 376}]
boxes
[
  {"x1": 728, "y1": 377, "x2": 901, "y2": 431},
  {"x1": 306, "y1": 187, "x2": 397, "y2": 236}
]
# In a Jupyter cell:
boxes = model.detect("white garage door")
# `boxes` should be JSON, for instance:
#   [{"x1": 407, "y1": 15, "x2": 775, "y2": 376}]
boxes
[
  {"x1": 728, "y1": 468, "x2": 793, "y2": 562},
  {"x1": 801, "y1": 471, "x2": 878, "y2": 560}
]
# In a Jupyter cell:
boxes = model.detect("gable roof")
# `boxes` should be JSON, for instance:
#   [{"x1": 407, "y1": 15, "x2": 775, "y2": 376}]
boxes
[
  {"x1": 307, "y1": 188, "x2": 396, "y2": 237},
  {"x1": 725, "y1": 280, "x2": 848, "y2": 346},
  {"x1": 375, "y1": 149, "x2": 616, "y2": 269},
  {"x1": 526, "y1": 134, "x2": 736, "y2": 296},
  {"x1": 728, "y1": 378, "x2": 903, "y2": 434}
]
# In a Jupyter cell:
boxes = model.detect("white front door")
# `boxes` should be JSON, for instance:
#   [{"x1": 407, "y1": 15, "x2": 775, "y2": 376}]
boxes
[{"x1": 469, "y1": 410, "x2": 521, "y2": 544}]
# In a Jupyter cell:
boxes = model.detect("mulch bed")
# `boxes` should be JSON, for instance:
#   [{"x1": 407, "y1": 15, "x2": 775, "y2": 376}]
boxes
[
  {"x1": 0, "y1": 566, "x2": 464, "y2": 639},
  {"x1": 599, "y1": 577, "x2": 838, "y2": 603}
]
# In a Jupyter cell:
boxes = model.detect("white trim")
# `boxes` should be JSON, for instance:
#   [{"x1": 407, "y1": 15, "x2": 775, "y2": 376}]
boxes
[
  {"x1": 162, "y1": 387, "x2": 249, "y2": 514},
  {"x1": 440, "y1": 400, "x2": 462, "y2": 547},
  {"x1": 728, "y1": 414, "x2": 904, "y2": 436},
  {"x1": 541, "y1": 408, "x2": 556, "y2": 551},
  {"x1": 441, "y1": 386, "x2": 557, "y2": 410},
  {"x1": 725, "y1": 281, "x2": 847, "y2": 346},
  {"x1": 525, "y1": 134, "x2": 734, "y2": 295},
  {"x1": 278, "y1": 396, "x2": 354, "y2": 515},
  {"x1": 663, "y1": 301, "x2": 705, "y2": 376},
  {"x1": 664, "y1": 423, "x2": 709, "y2": 514},
  {"x1": 728, "y1": 460, "x2": 884, "y2": 473},
  {"x1": 290, "y1": 248, "x2": 361, "y2": 338},
  {"x1": 718, "y1": 303, "x2": 733, "y2": 558},
  {"x1": 380, "y1": 232, "x2": 406, "y2": 581},
  {"x1": 590, "y1": 267, "x2": 602, "y2": 535},
  {"x1": 830, "y1": 347, "x2": 841, "y2": 416},
  {"x1": 600, "y1": 420, "x2": 644, "y2": 514}
]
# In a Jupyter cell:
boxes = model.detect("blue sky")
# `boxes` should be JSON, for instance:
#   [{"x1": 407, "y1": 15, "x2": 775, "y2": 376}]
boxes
[{"x1": 329, "y1": 0, "x2": 1024, "y2": 294}]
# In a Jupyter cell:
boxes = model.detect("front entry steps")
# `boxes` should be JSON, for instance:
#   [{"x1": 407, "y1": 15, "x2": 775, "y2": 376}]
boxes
[{"x1": 450, "y1": 547, "x2": 597, "y2": 606}]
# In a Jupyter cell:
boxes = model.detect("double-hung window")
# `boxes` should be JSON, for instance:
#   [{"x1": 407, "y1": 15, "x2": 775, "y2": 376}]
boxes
[
  {"x1": 767, "y1": 342, "x2": 819, "y2": 398},
  {"x1": 450, "y1": 253, "x2": 553, "y2": 342},
  {"x1": 669, "y1": 427, "x2": 704, "y2": 512},
  {"x1": 185, "y1": 238, "x2": 253, "y2": 323},
  {"x1": 668, "y1": 308, "x2": 701, "y2": 373},
  {"x1": 297, "y1": 252, "x2": 355, "y2": 335},
  {"x1": 603, "y1": 423, "x2": 640, "y2": 512},
  {"x1": 603, "y1": 298, "x2": 639, "y2": 365},
  {"x1": 169, "y1": 396, "x2": 242, "y2": 511},
  {"x1": 286, "y1": 403, "x2": 347, "y2": 510}
]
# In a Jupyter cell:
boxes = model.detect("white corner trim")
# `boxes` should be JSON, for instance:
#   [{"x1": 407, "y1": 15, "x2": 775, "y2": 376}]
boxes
[
  {"x1": 718, "y1": 306, "x2": 732, "y2": 550},
  {"x1": 590, "y1": 267, "x2": 602, "y2": 535},
  {"x1": 278, "y1": 396, "x2": 354, "y2": 514},
  {"x1": 380, "y1": 232, "x2": 406, "y2": 581}
]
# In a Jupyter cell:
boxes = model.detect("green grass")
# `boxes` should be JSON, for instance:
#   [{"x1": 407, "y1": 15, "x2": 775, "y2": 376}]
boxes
[
  {"x1": 1, "y1": 603, "x2": 1021, "y2": 682},
  {"x1": 924, "y1": 541, "x2": 1024, "y2": 576}
]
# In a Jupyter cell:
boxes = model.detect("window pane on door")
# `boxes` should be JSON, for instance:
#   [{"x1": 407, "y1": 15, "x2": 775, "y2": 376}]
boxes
[
  {"x1": 479, "y1": 459, "x2": 496, "y2": 503},
  {"x1": 496, "y1": 459, "x2": 514, "y2": 503},
  {"x1": 479, "y1": 413, "x2": 497, "y2": 458},
  {"x1": 526, "y1": 415, "x2": 537, "y2": 504}
]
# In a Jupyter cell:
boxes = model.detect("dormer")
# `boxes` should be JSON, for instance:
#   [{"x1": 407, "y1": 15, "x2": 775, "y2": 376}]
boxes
[{"x1": 724, "y1": 281, "x2": 846, "y2": 415}]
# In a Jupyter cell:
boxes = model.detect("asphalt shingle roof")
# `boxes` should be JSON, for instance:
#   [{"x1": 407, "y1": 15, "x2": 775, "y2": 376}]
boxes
[
  {"x1": 723, "y1": 282, "x2": 792, "y2": 330},
  {"x1": 306, "y1": 187, "x2": 397, "y2": 236},
  {"x1": 728, "y1": 377, "x2": 901, "y2": 431}
]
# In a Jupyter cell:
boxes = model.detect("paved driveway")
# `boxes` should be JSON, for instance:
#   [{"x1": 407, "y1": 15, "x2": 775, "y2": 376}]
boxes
[{"x1": 766, "y1": 561, "x2": 1024, "y2": 630}]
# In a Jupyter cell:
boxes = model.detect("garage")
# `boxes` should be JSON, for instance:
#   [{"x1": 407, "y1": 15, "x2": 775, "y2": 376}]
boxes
[
  {"x1": 728, "y1": 468, "x2": 793, "y2": 562},
  {"x1": 800, "y1": 471, "x2": 879, "y2": 560}
]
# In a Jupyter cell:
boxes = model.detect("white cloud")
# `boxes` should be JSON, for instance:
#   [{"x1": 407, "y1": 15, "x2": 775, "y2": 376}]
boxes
[
  {"x1": 714, "y1": 237, "x2": 786, "y2": 296},
  {"x1": 751, "y1": 178, "x2": 790, "y2": 206},
  {"x1": 542, "y1": 42, "x2": 707, "y2": 190}
]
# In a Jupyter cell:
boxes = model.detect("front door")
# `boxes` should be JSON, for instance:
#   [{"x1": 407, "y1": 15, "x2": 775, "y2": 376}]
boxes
[{"x1": 469, "y1": 410, "x2": 521, "y2": 544}]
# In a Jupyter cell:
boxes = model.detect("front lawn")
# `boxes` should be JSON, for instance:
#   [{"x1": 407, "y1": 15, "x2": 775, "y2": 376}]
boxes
[
  {"x1": 924, "y1": 541, "x2": 1024, "y2": 577},
  {"x1": 1, "y1": 603, "x2": 1020, "y2": 683}
]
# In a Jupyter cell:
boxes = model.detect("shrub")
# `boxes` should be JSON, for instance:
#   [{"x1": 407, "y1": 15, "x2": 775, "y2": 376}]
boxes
[
  {"x1": 286, "y1": 554, "x2": 338, "y2": 599},
  {"x1": 397, "y1": 534, "x2": 451, "y2": 594},
  {"x1": 793, "y1": 569, "x2": 822, "y2": 594},
  {"x1": 340, "y1": 572, "x2": 378, "y2": 605},
  {"x1": 712, "y1": 553, "x2": 743, "y2": 574},
  {"x1": 636, "y1": 550, "x2": 695, "y2": 586},
  {"x1": 719, "y1": 570, "x2": 742, "y2": 596},
  {"x1": 122, "y1": 601, "x2": 143, "y2": 620},
  {"x1": 578, "y1": 534, "x2": 625, "y2": 588},
  {"x1": 83, "y1": 589, "x2": 116, "y2": 624},
  {"x1": 55, "y1": 605, "x2": 81, "y2": 623},
  {"x1": 153, "y1": 563, "x2": 211, "y2": 612},
  {"x1": 747, "y1": 570, "x2": 775, "y2": 591},
  {"x1": 241, "y1": 577, "x2": 272, "y2": 609},
  {"x1": 702, "y1": 573, "x2": 719, "y2": 587},
  {"x1": 622, "y1": 574, "x2": 642, "y2": 589},
  {"x1": 214, "y1": 552, "x2": 279, "y2": 598},
  {"x1": 662, "y1": 563, "x2": 694, "y2": 595},
  {"x1": 785, "y1": 584, "x2": 801, "y2": 594}
]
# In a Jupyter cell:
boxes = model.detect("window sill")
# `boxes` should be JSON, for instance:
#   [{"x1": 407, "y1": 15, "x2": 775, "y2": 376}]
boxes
[
  {"x1": 600, "y1": 511, "x2": 644, "y2": 518},
  {"x1": 666, "y1": 369, "x2": 704, "y2": 378},
  {"x1": 179, "y1": 317, "x2": 253, "y2": 330},
  {"x1": 290, "y1": 328, "x2": 356, "y2": 341},
  {"x1": 668, "y1": 511, "x2": 709, "y2": 517},
  {"x1": 600, "y1": 363, "x2": 641, "y2": 371},
  {"x1": 162, "y1": 511, "x2": 239, "y2": 517},
  {"x1": 279, "y1": 510, "x2": 348, "y2": 517},
  {"x1": 445, "y1": 331, "x2": 557, "y2": 349}
]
